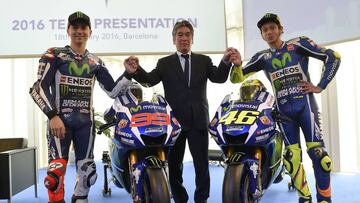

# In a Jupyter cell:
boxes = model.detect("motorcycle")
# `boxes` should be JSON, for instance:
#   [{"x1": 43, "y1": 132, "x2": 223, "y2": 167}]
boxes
[
  {"x1": 97, "y1": 87, "x2": 181, "y2": 203},
  {"x1": 208, "y1": 89, "x2": 285, "y2": 203}
]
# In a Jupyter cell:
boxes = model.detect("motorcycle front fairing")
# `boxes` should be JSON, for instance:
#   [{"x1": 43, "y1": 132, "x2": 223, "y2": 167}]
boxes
[
  {"x1": 209, "y1": 92, "x2": 276, "y2": 147},
  {"x1": 108, "y1": 91, "x2": 181, "y2": 198},
  {"x1": 209, "y1": 91, "x2": 283, "y2": 198},
  {"x1": 111, "y1": 93, "x2": 181, "y2": 150}
]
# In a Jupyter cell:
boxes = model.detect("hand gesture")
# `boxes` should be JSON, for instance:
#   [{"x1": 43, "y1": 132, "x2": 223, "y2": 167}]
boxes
[
  {"x1": 49, "y1": 115, "x2": 66, "y2": 139},
  {"x1": 124, "y1": 56, "x2": 139, "y2": 74},
  {"x1": 229, "y1": 48, "x2": 242, "y2": 67},
  {"x1": 299, "y1": 80, "x2": 323, "y2": 94},
  {"x1": 223, "y1": 47, "x2": 242, "y2": 66}
]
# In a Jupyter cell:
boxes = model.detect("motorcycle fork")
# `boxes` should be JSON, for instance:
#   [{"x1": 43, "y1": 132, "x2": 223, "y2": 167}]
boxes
[
  {"x1": 158, "y1": 148, "x2": 169, "y2": 178},
  {"x1": 158, "y1": 148, "x2": 166, "y2": 161},
  {"x1": 129, "y1": 151, "x2": 140, "y2": 201},
  {"x1": 157, "y1": 147, "x2": 172, "y2": 197},
  {"x1": 227, "y1": 147, "x2": 264, "y2": 198},
  {"x1": 254, "y1": 148, "x2": 263, "y2": 194},
  {"x1": 128, "y1": 149, "x2": 167, "y2": 202},
  {"x1": 226, "y1": 147, "x2": 234, "y2": 159}
]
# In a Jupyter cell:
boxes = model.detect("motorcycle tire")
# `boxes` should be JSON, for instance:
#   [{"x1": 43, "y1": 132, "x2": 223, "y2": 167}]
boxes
[
  {"x1": 142, "y1": 168, "x2": 170, "y2": 203},
  {"x1": 222, "y1": 164, "x2": 258, "y2": 203}
]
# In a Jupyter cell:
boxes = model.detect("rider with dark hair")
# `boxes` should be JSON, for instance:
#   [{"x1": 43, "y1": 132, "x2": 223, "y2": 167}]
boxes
[
  {"x1": 29, "y1": 11, "x2": 131, "y2": 203},
  {"x1": 230, "y1": 13, "x2": 341, "y2": 203}
]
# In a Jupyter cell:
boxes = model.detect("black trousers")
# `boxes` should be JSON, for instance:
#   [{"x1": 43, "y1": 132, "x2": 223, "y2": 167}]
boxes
[{"x1": 168, "y1": 128, "x2": 210, "y2": 203}]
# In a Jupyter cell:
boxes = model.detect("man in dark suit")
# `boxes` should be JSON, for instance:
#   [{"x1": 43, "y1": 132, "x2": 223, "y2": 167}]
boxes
[{"x1": 124, "y1": 20, "x2": 240, "y2": 203}]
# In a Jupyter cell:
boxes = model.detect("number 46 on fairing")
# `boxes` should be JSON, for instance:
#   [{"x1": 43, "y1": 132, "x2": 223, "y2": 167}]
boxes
[{"x1": 219, "y1": 110, "x2": 260, "y2": 125}]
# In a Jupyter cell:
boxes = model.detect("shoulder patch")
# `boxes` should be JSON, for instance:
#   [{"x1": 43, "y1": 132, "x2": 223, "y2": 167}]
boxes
[
  {"x1": 88, "y1": 53, "x2": 100, "y2": 61},
  {"x1": 256, "y1": 49, "x2": 272, "y2": 58},
  {"x1": 332, "y1": 51, "x2": 341, "y2": 59},
  {"x1": 88, "y1": 53, "x2": 103, "y2": 65},
  {"x1": 247, "y1": 49, "x2": 272, "y2": 62},
  {"x1": 301, "y1": 37, "x2": 324, "y2": 49},
  {"x1": 43, "y1": 47, "x2": 61, "y2": 59},
  {"x1": 45, "y1": 47, "x2": 69, "y2": 56},
  {"x1": 300, "y1": 36, "x2": 309, "y2": 40},
  {"x1": 286, "y1": 37, "x2": 301, "y2": 44},
  {"x1": 88, "y1": 54, "x2": 101, "y2": 66},
  {"x1": 257, "y1": 49, "x2": 270, "y2": 55},
  {"x1": 250, "y1": 49, "x2": 272, "y2": 61},
  {"x1": 47, "y1": 47, "x2": 56, "y2": 52}
]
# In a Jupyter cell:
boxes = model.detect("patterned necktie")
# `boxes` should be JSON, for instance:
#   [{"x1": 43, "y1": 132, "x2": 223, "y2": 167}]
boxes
[{"x1": 181, "y1": 54, "x2": 190, "y2": 86}]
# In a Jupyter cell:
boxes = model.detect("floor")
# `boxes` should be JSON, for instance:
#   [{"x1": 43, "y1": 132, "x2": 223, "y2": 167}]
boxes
[{"x1": 2, "y1": 161, "x2": 360, "y2": 203}]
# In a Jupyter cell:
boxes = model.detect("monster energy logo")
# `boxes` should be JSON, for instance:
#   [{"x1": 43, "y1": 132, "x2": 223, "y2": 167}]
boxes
[
  {"x1": 229, "y1": 153, "x2": 243, "y2": 163},
  {"x1": 76, "y1": 11, "x2": 84, "y2": 18},
  {"x1": 68, "y1": 62, "x2": 90, "y2": 76},
  {"x1": 265, "y1": 13, "x2": 272, "y2": 18},
  {"x1": 271, "y1": 52, "x2": 292, "y2": 69},
  {"x1": 130, "y1": 105, "x2": 142, "y2": 113},
  {"x1": 147, "y1": 156, "x2": 162, "y2": 167},
  {"x1": 60, "y1": 85, "x2": 69, "y2": 95}
]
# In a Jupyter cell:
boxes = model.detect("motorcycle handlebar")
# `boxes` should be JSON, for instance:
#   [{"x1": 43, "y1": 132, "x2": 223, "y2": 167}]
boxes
[{"x1": 97, "y1": 122, "x2": 117, "y2": 135}]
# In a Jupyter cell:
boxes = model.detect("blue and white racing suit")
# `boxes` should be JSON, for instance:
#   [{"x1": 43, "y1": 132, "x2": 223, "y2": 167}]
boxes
[
  {"x1": 230, "y1": 36, "x2": 341, "y2": 202},
  {"x1": 30, "y1": 46, "x2": 131, "y2": 201}
]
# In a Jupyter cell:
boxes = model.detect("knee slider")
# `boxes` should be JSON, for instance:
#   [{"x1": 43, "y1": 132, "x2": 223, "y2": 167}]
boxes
[
  {"x1": 78, "y1": 159, "x2": 97, "y2": 187},
  {"x1": 75, "y1": 159, "x2": 98, "y2": 196},
  {"x1": 283, "y1": 145, "x2": 302, "y2": 176},
  {"x1": 44, "y1": 159, "x2": 67, "y2": 192},
  {"x1": 283, "y1": 148, "x2": 293, "y2": 174},
  {"x1": 308, "y1": 147, "x2": 332, "y2": 172}
]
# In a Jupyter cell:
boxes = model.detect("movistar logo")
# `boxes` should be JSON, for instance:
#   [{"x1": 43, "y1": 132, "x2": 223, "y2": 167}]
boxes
[
  {"x1": 130, "y1": 105, "x2": 142, "y2": 113},
  {"x1": 272, "y1": 52, "x2": 292, "y2": 69},
  {"x1": 222, "y1": 106, "x2": 229, "y2": 112},
  {"x1": 68, "y1": 62, "x2": 90, "y2": 76}
]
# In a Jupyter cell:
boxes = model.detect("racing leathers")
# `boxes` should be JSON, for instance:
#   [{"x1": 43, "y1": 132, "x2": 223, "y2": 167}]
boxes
[
  {"x1": 30, "y1": 46, "x2": 132, "y2": 202},
  {"x1": 230, "y1": 36, "x2": 341, "y2": 202}
]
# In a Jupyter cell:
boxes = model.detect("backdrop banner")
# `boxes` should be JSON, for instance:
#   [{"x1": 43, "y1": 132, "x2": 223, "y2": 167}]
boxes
[{"x1": 0, "y1": 0, "x2": 226, "y2": 57}]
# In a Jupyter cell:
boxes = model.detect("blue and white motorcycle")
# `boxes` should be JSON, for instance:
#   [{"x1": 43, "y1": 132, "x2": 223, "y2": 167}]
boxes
[
  {"x1": 98, "y1": 84, "x2": 181, "y2": 203},
  {"x1": 208, "y1": 80, "x2": 285, "y2": 203}
]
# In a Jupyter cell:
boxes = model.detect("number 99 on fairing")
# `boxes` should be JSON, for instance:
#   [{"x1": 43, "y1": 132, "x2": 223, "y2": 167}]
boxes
[{"x1": 130, "y1": 113, "x2": 170, "y2": 127}]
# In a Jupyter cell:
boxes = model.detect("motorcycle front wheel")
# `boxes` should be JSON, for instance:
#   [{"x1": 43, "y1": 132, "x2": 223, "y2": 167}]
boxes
[
  {"x1": 142, "y1": 168, "x2": 170, "y2": 203},
  {"x1": 222, "y1": 164, "x2": 259, "y2": 203}
]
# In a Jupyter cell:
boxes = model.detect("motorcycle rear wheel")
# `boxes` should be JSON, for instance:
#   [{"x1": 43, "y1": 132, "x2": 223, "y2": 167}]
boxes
[
  {"x1": 142, "y1": 168, "x2": 170, "y2": 203},
  {"x1": 222, "y1": 164, "x2": 259, "y2": 203}
]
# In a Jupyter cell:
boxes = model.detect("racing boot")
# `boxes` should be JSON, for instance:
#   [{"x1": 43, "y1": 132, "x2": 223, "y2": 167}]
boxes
[
  {"x1": 299, "y1": 196, "x2": 312, "y2": 203},
  {"x1": 71, "y1": 195, "x2": 88, "y2": 203}
]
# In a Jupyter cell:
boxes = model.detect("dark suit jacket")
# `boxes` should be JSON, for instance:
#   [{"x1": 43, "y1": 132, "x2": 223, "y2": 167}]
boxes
[{"x1": 133, "y1": 52, "x2": 232, "y2": 130}]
